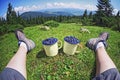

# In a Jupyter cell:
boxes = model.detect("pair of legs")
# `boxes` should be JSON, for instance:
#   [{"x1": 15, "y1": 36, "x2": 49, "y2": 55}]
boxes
[
  {"x1": 0, "y1": 30, "x2": 119, "y2": 80},
  {"x1": 6, "y1": 42, "x2": 116, "y2": 78}
]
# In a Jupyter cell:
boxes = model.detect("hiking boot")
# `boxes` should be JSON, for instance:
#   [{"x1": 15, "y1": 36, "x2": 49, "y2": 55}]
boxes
[
  {"x1": 15, "y1": 29, "x2": 35, "y2": 52},
  {"x1": 86, "y1": 32, "x2": 109, "y2": 51},
  {"x1": 86, "y1": 38, "x2": 105, "y2": 51},
  {"x1": 98, "y1": 32, "x2": 109, "y2": 41}
]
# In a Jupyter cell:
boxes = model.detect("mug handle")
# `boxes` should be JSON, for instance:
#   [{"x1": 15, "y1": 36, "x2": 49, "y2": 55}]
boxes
[
  {"x1": 58, "y1": 40, "x2": 62, "y2": 49},
  {"x1": 75, "y1": 43, "x2": 82, "y2": 53}
]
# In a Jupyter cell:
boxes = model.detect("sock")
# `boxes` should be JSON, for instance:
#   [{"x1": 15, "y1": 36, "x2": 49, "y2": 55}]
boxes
[
  {"x1": 96, "y1": 42, "x2": 104, "y2": 50},
  {"x1": 19, "y1": 42, "x2": 27, "y2": 50}
]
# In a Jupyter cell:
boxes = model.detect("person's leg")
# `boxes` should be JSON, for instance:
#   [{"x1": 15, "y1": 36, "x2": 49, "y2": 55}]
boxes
[
  {"x1": 95, "y1": 42, "x2": 116, "y2": 75},
  {"x1": 6, "y1": 42, "x2": 27, "y2": 79},
  {"x1": 86, "y1": 32, "x2": 120, "y2": 80},
  {"x1": 0, "y1": 30, "x2": 35, "y2": 80}
]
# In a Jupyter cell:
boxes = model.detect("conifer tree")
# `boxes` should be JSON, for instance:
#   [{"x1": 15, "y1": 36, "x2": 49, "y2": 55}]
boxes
[
  {"x1": 95, "y1": 0, "x2": 114, "y2": 26},
  {"x1": 89, "y1": 11, "x2": 92, "y2": 18},
  {"x1": 96, "y1": 0, "x2": 113, "y2": 16},
  {"x1": 6, "y1": 3, "x2": 17, "y2": 24},
  {"x1": 82, "y1": 9, "x2": 87, "y2": 19},
  {"x1": 116, "y1": 10, "x2": 120, "y2": 17}
]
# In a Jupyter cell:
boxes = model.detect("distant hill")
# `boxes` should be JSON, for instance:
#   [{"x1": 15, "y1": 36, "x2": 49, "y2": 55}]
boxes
[
  {"x1": 20, "y1": 8, "x2": 95, "y2": 19},
  {"x1": 20, "y1": 11, "x2": 74, "y2": 19},
  {"x1": 40, "y1": 8, "x2": 86, "y2": 16},
  {"x1": 20, "y1": 11, "x2": 56, "y2": 19}
]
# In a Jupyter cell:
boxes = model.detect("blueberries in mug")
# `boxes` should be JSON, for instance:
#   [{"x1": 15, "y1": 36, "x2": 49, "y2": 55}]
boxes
[
  {"x1": 64, "y1": 36, "x2": 80, "y2": 44},
  {"x1": 42, "y1": 37, "x2": 58, "y2": 45}
]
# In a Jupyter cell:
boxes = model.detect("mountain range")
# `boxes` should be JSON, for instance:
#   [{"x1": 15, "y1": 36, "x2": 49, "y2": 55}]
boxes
[{"x1": 20, "y1": 8, "x2": 95, "y2": 19}]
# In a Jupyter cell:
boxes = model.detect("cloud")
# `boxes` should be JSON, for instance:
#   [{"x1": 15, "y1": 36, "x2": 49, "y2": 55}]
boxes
[
  {"x1": 45, "y1": 2, "x2": 97, "y2": 11},
  {"x1": 14, "y1": 2, "x2": 97, "y2": 14},
  {"x1": 2, "y1": 13, "x2": 6, "y2": 19},
  {"x1": 113, "y1": 9, "x2": 119, "y2": 15},
  {"x1": 14, "y1": 5, "x2": 42, "y2": 13}
]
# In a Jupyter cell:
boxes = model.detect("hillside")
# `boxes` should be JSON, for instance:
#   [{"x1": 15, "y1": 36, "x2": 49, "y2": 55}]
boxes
[
  {"x1": 20, "y1": 8, "x2": 95, "y2": 19},
  {"x1": 0, "y1": 23, "x2": 120, "y2": 80},
  {"x1": 20, "y1": 11, "x2": 74, "y2": 19}
]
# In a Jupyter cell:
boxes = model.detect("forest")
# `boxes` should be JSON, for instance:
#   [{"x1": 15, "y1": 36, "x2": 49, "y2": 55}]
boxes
[{"x1": 0, "y1": 0, "x2": 120, "y2": 35}]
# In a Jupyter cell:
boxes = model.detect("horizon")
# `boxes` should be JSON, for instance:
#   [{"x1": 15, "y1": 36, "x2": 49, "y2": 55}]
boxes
[{"x1": 0, "y1": 0, "x2": 120, "y2": 17}]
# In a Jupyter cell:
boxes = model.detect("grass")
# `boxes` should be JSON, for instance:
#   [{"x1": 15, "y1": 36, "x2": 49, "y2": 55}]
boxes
[{"x1": 0, "y1": 23, "x2": 120, "y2": 80}]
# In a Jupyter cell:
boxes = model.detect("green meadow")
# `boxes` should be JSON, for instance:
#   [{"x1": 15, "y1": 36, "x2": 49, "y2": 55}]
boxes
[{"x1": 0, "y1": 23, "x2": 120, "y2": 80}]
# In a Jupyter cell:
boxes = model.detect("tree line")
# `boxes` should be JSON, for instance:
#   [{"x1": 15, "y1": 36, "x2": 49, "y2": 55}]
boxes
[{"x1": 0, "y1": 0, "x2": 120, "y2": 35}]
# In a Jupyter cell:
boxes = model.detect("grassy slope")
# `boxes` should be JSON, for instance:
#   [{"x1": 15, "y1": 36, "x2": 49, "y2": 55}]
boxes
[{"x1": 0, "y1": 23, "x2": 120, "y2": 80}]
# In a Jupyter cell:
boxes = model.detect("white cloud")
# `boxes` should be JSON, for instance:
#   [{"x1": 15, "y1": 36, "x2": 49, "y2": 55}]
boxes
[
  {"x1": 2, "y1": 13, "x2": 6, "y2": 19},
  {"x1": 14, "y1": 2, "x2": 97, "y2": 14},
  {"x1": 45, "y1": 2, "x2": 97, "y2": 11},
  {"x1": 46, "y1": 3, "x2": 53, "y2": 8},
  {"x1": 113, "y1": 9, "x2": 119, "y2": 15},
  {"x1": 14, "y1": 5, "x2": 42, "y2": 13},
  {"x1": 84, "y1": 4, "x2": 97, "y2": 11}
]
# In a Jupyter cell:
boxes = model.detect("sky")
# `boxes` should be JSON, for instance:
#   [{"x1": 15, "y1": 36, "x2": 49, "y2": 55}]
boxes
[{"x1": 0, "y1": 0, "x2": 120, "y2": 17}]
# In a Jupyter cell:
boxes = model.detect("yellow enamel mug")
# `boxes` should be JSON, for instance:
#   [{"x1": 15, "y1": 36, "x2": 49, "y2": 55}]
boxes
[
  {"x1": 63, "y1": 36, "x2": 80, "y2": 55},
  {"x1": 42, "y1": 37, "x2": 62, "y2": 56}
]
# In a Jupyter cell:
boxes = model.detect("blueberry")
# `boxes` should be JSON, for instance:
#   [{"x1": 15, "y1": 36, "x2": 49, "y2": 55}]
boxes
[
  {"x1": 42, "y1": 37, "x2": 58, "y2": 45},
  {"x1": 64, "y1": 36, "x2": 80, "y2": 44}
]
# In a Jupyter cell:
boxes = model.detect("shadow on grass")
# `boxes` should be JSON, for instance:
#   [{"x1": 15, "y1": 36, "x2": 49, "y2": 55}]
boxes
[
  {"x1": 36, "y1": 47, "x2": 64, "y2": 58},
  {"x1": 90, "y1": 60, "x2": 96, "y2": 79},
  {"x1": 58, "y1": 47, "x2": 64, "y2": 55},
  {"x1": 36, "y1": 49, "x2": 47, "y2": 58}
]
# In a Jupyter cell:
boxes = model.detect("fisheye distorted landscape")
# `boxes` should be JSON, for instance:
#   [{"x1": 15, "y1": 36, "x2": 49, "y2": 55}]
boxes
[{"x1": 0, "y1": 0, "x2": 120, "y2": 80}]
